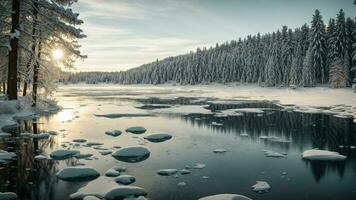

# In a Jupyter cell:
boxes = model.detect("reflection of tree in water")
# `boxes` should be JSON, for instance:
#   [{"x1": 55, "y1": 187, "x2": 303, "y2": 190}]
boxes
[
  {"x1": 0, "y1": 120, "x2": 78, "y2": 200},
  {"x1": 177, "y1": 102, "x2": 356, "y2": 182}
]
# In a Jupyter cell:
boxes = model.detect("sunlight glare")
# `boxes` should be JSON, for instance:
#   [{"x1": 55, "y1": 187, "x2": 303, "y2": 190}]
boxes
[{"x1": 52, "y1": 49, "x2": 64, "y2": 60}]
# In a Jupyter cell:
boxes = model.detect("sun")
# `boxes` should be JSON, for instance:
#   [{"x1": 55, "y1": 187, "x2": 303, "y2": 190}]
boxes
[{"x1": 52, "y1": 49, "x2": 64, "y2": 60}]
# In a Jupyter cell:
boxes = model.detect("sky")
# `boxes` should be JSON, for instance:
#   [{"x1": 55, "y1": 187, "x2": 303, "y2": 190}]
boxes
[{"x1": 72, "y1": 0, "x2": 356, "y2": 72}]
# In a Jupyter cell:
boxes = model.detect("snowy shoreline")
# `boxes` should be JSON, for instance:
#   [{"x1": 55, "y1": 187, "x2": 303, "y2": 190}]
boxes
[{"x1": 58, "y1": 83, "x2": 356, "y2": 107}]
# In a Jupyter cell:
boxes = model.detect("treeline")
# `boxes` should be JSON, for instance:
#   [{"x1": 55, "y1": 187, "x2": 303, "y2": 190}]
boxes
[
  {"x1": 63, "y1": 9, "x2": 356, "y2": 88},
  {"x1": 0, "y1": 0, "x2": 85, "y2": 105}
]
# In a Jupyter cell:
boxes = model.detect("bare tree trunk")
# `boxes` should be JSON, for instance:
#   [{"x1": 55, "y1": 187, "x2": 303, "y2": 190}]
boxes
[
  {"x1": 24, "y1": 0, "x2": 39, "y2": 97},
  {"x1": 7, "y1": 0, "x2": 20, "y2": 100},
  {"x1": 32, "y1": 37, "x2": 41, "y2": 107}
]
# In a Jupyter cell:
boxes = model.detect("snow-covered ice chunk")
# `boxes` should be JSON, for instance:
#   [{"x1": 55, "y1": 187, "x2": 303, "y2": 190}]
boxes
[
  {"x1": 86, "y1": 142, "x2": 104, "y2": 146},
  {"x1": 233, "y1": 108, "x2": 264, "y2": 114},
  {"x1": 95, "y1": 113, "x2": 153, "y2": 118},
  {"x1": 35, "y1": 155, "x2": 48, "y2": 160},
  {"x1": 240, "y1": 133, "x2": 249, "y2": 137},
  {"x1": 252, "y1": 181, "x2": 271, "y2": 193},
  {"x1": 125, "y1": 126, "x2": 147, "y2": 134},
  {"x1": 0, "y1": 150, "x2": 16, "y2": 161},
  {"x1": 99, "y1": 150, "x2": 112, "y2": 155},
  {"x1": 73, "y1": 139, "x2": 87, "y2": 143},
  {"x1": 112, "y1": 166, "x2": 127, "y2": 172},
  {"x1": 0, "y1": 132, "x2": 11, "y2": 138},
  {"x1": 213, "y1": 149, "x2": 227, "y2": 154},
  {"x1": 157, "y1": 169, "x2": 178, "y2": 176},
  {"x1": 180, "y1": 169, "x2": 191, "y2": 175},
  {"x1": 112, "y1": 146, "x2": 150, "y2": 163},
  {"x1": 198, "y1": 194, "x2": 252, "y2": 200},
  {"x1": 70, "y1": 176, "x2": 117, "y2": 199},
  {"x1": 50, "y1": 149, "x2": 80, "y2": 160},
  {"x1": 302, "y1": 149, "x2": 346, "y2": 161},
  {"x1": 177, "y1": 182, "x2": 186, "y2": 187},
  {"x1": 114, "y1": 175, "x2": 136, "y2": 185},
  {"x1": 56, "y1": 166, "x2": 100, "y2": 181},
  {"x1": 211, "y1": 122, "x2": 223, "y2": 126},
  {"x1": 104, "y1": 186, "x2": 146, "y2": 200},
  {"x1": 74, "y1": 153, "x2": 93, "y2": 159},
  {"x1": 264, "y1": 150, "x2": 286, "y2": 158},
  {"x1": 192, "y1": 163, "x2": 206, "y2": 169},
  {"x1": 0, "y1": 192, "x2": 17, "y2": 200},
  {"x1": 105, "y1": 168, "x2": 120, "y2": 177},
  {"x1": 144, "y1": 133, "x2": 172, "y2": 142},
  {"x1": 105, "y1": 130, "x2": 122, "y2": 137},
  {"x1": 31, "y1": 133, "x2": 50, "y2": 139},
  {"x1": 83, "y1": 196, "x2": 101, "y2": 200}
]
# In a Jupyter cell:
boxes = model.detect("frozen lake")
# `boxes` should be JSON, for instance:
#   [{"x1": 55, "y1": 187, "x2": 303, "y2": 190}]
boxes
[{"x1": 1, "y1": 85, "x2": 356, "y2": 200}]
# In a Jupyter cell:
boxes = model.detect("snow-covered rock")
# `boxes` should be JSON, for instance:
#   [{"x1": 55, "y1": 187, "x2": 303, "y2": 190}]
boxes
[
  {"x1": 104, "y1": 186, "x2": 146, "y2": 200},
  {"x1": 252, "y1": 181, "x2": 271, "y2": 193},
  {"x1": 0, "y1": 192, "x2": 17, "y2": 200},
  {"x1": 213, "y1": 149, "x2": 227, "y2": 153},
  {"x1": 74, "y1": 153, "x2": 93, "y2": 159},
  {"x1": 125, "y1": 126, "x2": 147, "y2": 134},
  {"x1": 105, "y1": 130, "x2": 122, "y2": 137},
  {"x1": 112, "y1": 146, "x2": 150, "y2": 163},
  {"x1": 56, "y1": 166, "x2": 100, "y2": 181},
  {"x1": 35, "y1": 155, "x2": 48, "y2": 160},
  {"x1": 0, "y1": 150, "x2": 16, "y2": 161},
  {"x1": 114, "y1": 175, "x2": 136, "y2": 185},
  {"x1": 73, "y1": 139, "x2": 87, "y2": 143},
  {"x1": 31, "y1": 133, "x2": 50, "y2": 139},
  {"x1": 0, "y1": 132, "x2": 12, "y2": 138},
  {"x1": 144, "y1": 133, "x2": 172, "y2": 142},
  {"x1": 157, "y1": 169, "x2": 178, "y2": 176},
  {"x1": 50, "y1": 149, "x2": 80, "y2": 160},
  {"x1": 302, "y1": 149, "x2": 346, "y2": 161},
  {"x1": 70, "y1": 176, "x2": 118, "y2": 199},
  {"x1": 105, "y1": 168, "x2": 120, "y2": 177},
  {"x1": 198, "y1": 194, "x2": 252, "y2": 200}
]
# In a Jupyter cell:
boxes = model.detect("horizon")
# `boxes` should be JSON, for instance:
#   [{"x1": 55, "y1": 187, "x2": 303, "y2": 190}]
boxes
[{"x1": 72, "y1": 0, "x2": 356, "y2": 72}]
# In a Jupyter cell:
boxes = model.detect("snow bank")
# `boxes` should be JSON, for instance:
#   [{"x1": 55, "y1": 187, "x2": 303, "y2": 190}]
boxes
[
  {"x1": 198, "y1": 194, "x2": 252, "y2": 200},
  {"x1": 56, "y1": 166, "x2": 100, "y2": 181},
  {"x1": 302, "y1": 149, "x2": 346, "y2": 161},
  {"x1": 114, "y1": 175, "x2": 136, "y2": 185},
  {"x1": 112, "y1": 146, "x2": 150, "y2": 163},
  {"x1": 144, "y1": 133, "x2": 172, "y2": 142}
]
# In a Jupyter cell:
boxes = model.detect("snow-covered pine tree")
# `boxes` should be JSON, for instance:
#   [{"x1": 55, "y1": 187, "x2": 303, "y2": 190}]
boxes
[
  {"x1": 309, "y1": 9, "x2": 327, "y2": 84},
  {"x1": 289, "y1": 43, "x2": 303, "y2": 87},
  {"x1": 302, "y1": 47, "x2": 315, "y2": 86}
]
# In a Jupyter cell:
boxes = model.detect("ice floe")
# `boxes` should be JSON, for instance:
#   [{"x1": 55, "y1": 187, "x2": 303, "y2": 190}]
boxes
[
  {"x1": 198, "y1": 194, "x2": 252, "y2": 200},
  {"x1": 105, "y1": 130, "x2": 122, "y2": 137},
  {"x1": 112, "y1": 146, "x2": 150, "y2": 163},
  {"x1": 302, "y1": 149, "x2": 346, "y2": 161},
  {"x1": 213, "y1": 149, "x2": 227, "y2": 153},
  {"x1": 157, "y1": 169, "x2": 178, "y2": 176},
  {"x1": 50, "y1": 149, "x2": 80, "y2": 160},
  {"x1": 252, "y1": 181, "x2": 271, "y2": 193},
  {"x1": 105, "y1": 168, "x2": 120, "y2": 177},
  {"x1": 177, "y1": 182, "x2": 186, "y2": 187},
  {"x1": 0, "y1": 192, "x2": 17, "y2": 200},
  {"x1": 114, "y1": 175, "x2": 136, "y2": 185},
  {"x1": 56, "y1": 166, "x2": 100, "y2": 181},
  {"x1": 74, "y1": 153, "x2": 93, "y2": 159},
  {"x1": 31, "y1": 133, "x2": 50, "y2": 139},
  {"x1": 125, "y1": 126, "x2": 147, "y2": 134},
  {"x1": 144, "y1": 133, "x2": 172, "y2": 143},
  {"x1": 180, "y1": 169, "x2": 191, "y2": 175},
  {"x1": 263, "y1": 150, "x2": 286, "y2": 158}
]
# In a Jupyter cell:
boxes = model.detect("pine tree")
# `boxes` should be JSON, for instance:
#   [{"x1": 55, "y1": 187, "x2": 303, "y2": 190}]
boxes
[
  {"x1": 309, "y1": 9, "x2": 327, "y2": 84},
  {"x1": 302, "y1": 47, "x2": 316, "y2": 86}
]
